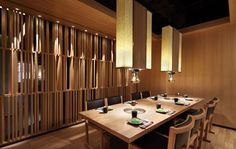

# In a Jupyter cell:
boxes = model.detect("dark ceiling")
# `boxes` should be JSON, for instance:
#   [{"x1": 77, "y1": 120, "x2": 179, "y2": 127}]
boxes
[{"x1": 95, "y1": 0, "x2": 229, "y2": 34}]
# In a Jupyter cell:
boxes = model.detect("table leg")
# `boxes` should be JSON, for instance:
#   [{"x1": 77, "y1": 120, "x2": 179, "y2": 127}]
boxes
[{"x1": 85, "y1": 121, "x2": 89, "y2": 144}]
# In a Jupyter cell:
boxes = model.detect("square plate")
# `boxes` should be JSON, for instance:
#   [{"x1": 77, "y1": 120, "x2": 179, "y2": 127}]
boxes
[
  {"x1": 156, "y1": 108, "x2": 169, "y2": 114},
  {"x1": 128, "y1": 118, "x2": 143, "y2": 125}
]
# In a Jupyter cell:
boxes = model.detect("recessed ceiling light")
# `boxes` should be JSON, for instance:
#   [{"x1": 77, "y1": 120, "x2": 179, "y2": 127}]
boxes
[
  {"x1": 23, "y1": 13, "x2": 25, "y2": 15},
  {"x1": 6, "y1": 8, "x2": 9, "y2": 11},
  {"x1": 19, "y1": 12, "x2": 22, "y2": 14},
  {"x1": 38, "y1": 15, "x2": 42, "y2": 18},
  {"x1": 56, "y1": 20, "x2": 60, "y2": 23},
  {"x1": 15, "y1": 8, "x2": 19, "y2": 11},
  {"x1": 84, "y1": 29, "x2": 88, "y2": 32}
]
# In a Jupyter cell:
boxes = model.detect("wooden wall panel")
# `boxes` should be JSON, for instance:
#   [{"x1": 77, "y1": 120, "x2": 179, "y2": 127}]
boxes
[
  {"x1": 140, "y1": 24, "x2": 236, "y2": 129},
  {"x1": 0, "y1": 6, "x2": 128, "y2": 146},
  {"x1": 139, "y1": 38, "x2": 167, "y2": 95},
  {"x1": 166, "y1": 24, "x2": 236, "y2": 129}
]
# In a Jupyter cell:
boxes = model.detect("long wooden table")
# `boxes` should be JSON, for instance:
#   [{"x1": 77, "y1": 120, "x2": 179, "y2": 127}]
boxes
[{"x1": 79, "y1": 96, "x2": 205, "y2": 148}]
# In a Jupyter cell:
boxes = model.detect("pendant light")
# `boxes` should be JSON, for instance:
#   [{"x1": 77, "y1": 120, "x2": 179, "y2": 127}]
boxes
[
  {"x1": 161, "y1": 25, "x2": 182, "y2": 82},
  {"x1": 116, "y1": 0, "x2": 152, "y2": 83}
]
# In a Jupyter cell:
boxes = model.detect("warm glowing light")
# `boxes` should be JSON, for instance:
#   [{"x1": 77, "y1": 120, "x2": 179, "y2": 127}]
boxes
[
  {"x1": 15, "y1": 8, "x2": 19, "y2": 11},
  {"x1": 38, "y1": 15, "x2": 42, "y2": 18},
  {"x1": 95, "y1": 33, "x2": 98, "y2": 36},
  {"x1": 6, "y1": 8, "x2": 9, "y2": 11},
  {"x1": 116, "y1": 0, "x2": 152, "y2": 70},
  {"x1": 0, "y1": 6, "x2": 2, "y2": 9},
  {"x1": 146, "y1": 11, "x2": 152, "y2": 69},
  {"x1": 168, "y1": 71, "x2": 175, "y2": 82},
  {"x1": 161, "y1": 25, "x2": 182, "y2": 72},
  {"x1": 56, "y1": 20, "x2": 60, "y2": 23},
  {"x1": 23, "y1": 13, "x2": 25, "y2": 15},
  {"x1": 116, "y1": 0, "x2": 133, "y2": 68},
  {"x1": 105, "y1": 36, "x2": 108, "y2": 38},
  {"x1": 130, "y1": 69, "x2": 140, "y2": 84},
  {"x1": 84, "y1": 30, "x2": 88, "y2": 32},
  {"x1": 178, "y1": 33, "x2": 182, "y2": 72},
  {"x1": 72, "y1": 25, "x2": 75, "y2": 28}
]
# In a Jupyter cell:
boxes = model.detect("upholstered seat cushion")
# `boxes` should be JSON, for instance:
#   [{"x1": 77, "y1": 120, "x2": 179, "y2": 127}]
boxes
[
  {"x1": 87, "y1": 98, "x2": 105, "y2": 110},
  {"x1": 174, "y1": 117, "x2": 193, "y2": 149},
  {"x1": 107, "y1": 96, "x2": 122, "y2": 105},
  {"x1": 132, "y1": 92, "x2": 142, "y2": 100},
  {"x1": 142, "y1": 91, "x2": 151, "y2": 98}
]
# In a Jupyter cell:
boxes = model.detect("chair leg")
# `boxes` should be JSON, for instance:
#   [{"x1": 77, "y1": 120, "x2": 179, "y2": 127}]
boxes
[
  {"x1": 193, "y1": 137, "x2": 198, "y2": 149},
  {"x1": 85, "y1": 121, "x2": 89, "y2": 144},
  {"x1": 209, "y1": 119, "x2": 215, "y2": 134},
  {"x1": 203, "y1": 123, "x2": 211, "y2": 143},
  {"x1": 197, "y1": 127, "x2": 204, "y2": 149}
]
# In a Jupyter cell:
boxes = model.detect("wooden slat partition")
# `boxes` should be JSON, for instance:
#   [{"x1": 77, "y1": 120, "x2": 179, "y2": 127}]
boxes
[{"x1": 0, "y1": 6, "x2": 131, "y2": 146}]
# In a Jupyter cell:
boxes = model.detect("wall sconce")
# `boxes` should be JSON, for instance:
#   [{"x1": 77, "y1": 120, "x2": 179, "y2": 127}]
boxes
[
  {"x1": 116, "y1": 0, "x2": 152, "y2": 70},
  {"x1": 161, "y1": 25, "x2": 182, "y2": 81}
]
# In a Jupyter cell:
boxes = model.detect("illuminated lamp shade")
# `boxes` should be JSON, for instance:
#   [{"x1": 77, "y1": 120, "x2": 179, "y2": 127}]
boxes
[
  {"x1": 146, "y1": 11, "x2": 152, "y2": 69},
  {"x1": 116, "y1": 0, "x2": 152, "y2": 70},
  {"x1": 161, "y1": 26, "x2": 182, "y2": 81}
]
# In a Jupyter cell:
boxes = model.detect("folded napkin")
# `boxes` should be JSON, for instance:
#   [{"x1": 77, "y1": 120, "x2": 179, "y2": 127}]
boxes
[{"x1": 138, "y1": 118, "x2": 153, "y2": 129}]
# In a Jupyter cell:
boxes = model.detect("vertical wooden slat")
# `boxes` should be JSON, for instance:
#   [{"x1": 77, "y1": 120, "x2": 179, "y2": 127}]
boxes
[
  {"x1": 0, "y1": 6, "x2": 120, "y2": 146},
  {"x1": 7, "y1": 96, "x2": 10, "y2": 142},
  {"x1": 1, "y1": 7, "x2": 6, "y2": 144}
]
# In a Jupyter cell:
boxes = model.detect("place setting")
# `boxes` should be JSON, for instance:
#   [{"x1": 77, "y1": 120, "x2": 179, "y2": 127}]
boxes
[
  {"x1": 173, "y1": 97, "x2": 191, "y2": 106},
  {"x1": 96, "y1": 106, "x2": 114, "y2": 113},
  {"x1": 124, "y1": 100, "x2": 138, "y2": 106},
  {"x1": 156, "y1": 103, "x2": 176, "y2": 115},
  {"x1": 127, "y1": 110, "x2": 153, "y2": 129}
]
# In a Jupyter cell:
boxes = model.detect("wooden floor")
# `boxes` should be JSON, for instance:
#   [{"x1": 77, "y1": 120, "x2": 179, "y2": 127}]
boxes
[{"x1": 2, "y1": 123, "x2": 235, "y2": 149}]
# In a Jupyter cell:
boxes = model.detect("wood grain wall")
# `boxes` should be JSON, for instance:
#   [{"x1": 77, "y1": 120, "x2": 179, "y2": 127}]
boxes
[
  {"x1": 140, "y1": 23, "x2": 236, "y2": 129},
  {"x1": 0, "y1": 7, "x2": 129, "y2": 146}
]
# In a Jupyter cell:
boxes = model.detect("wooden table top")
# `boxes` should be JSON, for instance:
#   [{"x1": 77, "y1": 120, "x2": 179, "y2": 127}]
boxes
[{"x1": 79, "y1": 96, "x2": 205, "y2": 143}]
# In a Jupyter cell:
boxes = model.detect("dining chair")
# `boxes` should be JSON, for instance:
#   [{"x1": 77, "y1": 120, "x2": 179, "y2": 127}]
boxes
[
  {"x1": 203, "y1": 99, "x2": 218, "y2": 143},
  {"x1": 86, "y1": 98, "x2": 105, "y2": 110},
  {"x1": 107, "y1": 96, "x2": 123, "y2": 106},
  {"x1": 208, "y1": 97, "x2": 219, "y2": 133},
  {"x1": 131, "y1": 115, "x2": 195, "y2": 149},
  {"x1": 188, "y1": 108, "x2": 206, "y2": 149},
  {"x1": 84, "y1": 98, "x2": 106, "y2": 148},
  {"x1": 141, "y1": 91, "x2": 151, "y2": 98},
  {"x1": 131, "y1": 92, "x2": 142, "y2": 100}
]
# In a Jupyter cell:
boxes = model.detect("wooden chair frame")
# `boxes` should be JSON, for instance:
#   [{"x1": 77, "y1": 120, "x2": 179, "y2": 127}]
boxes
[
  {"x1": 84, "y1": 98, "x2": 107, "y2": 149},
  {"x1": 131, "y1": 116, "x2": 195, "y2": 149},
  {"x1": 203, "y1": 101, "x2": 217, "y2": 143},
  {"x1": 189, "y1": 108, "x2": 206, "y2": 149},
  {"x1": 167, "y1": 115, "x2": 195, "y2": 149}
]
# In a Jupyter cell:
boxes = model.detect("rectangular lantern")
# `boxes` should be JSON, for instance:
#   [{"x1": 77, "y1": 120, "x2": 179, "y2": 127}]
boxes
[
  {"x1": 161, "y1": 25, "x2": 182, "y2": 72},
  {"x1": 116, "y1": 0, "x2": 152, "y2": 70}
]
